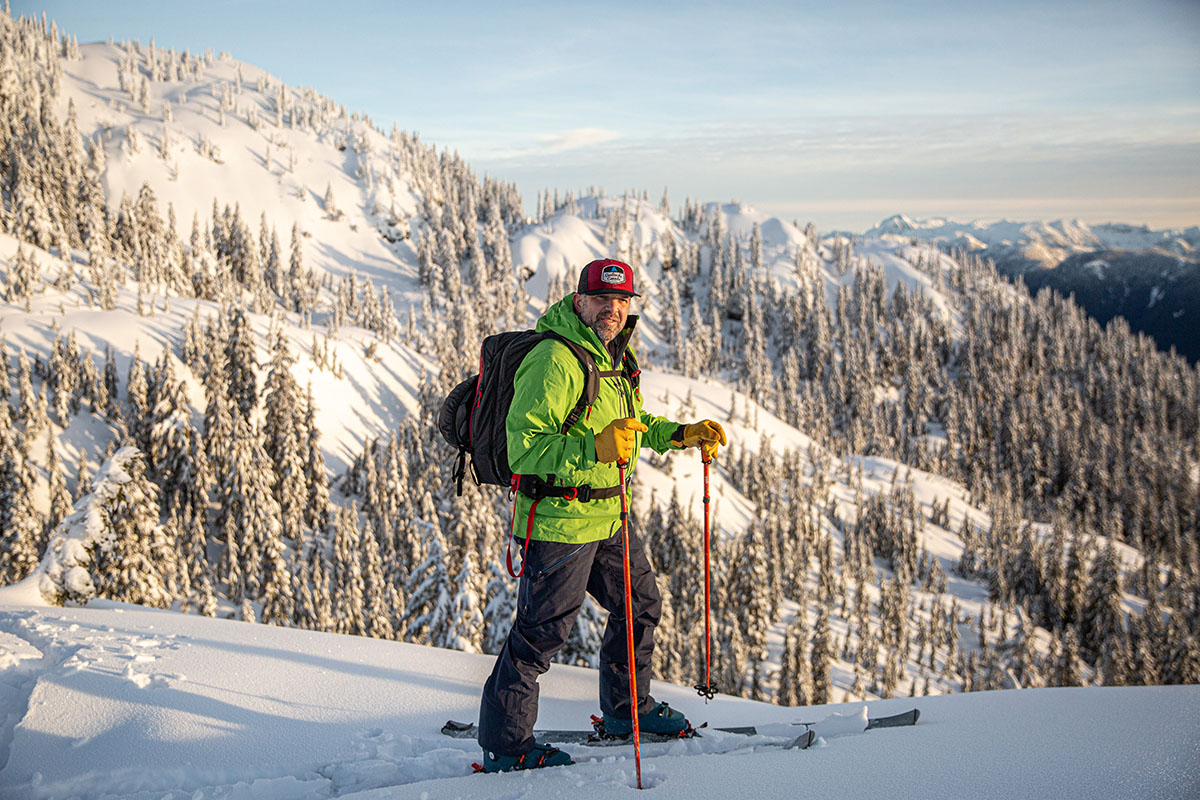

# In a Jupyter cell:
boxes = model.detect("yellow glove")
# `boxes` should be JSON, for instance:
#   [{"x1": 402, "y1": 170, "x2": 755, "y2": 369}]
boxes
[
  {"x1": 595, "y1": 418, "x2": 648, "y2": 464},
  {"x1": 671, "y1": 420, "x2": 727, "y2": 460}
]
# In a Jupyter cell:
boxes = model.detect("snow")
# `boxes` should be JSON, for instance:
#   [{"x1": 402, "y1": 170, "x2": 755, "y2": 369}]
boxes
[
  {"x1": 2, "y1": 25, "x2": 1197, "y2": 800},
  {"x1": 861, "y1": 215, "x2": 1200, "y2": 270},
  {"x1": 513, "y1": 212, "x2": 610, "y2": 303},
  {"x1": 0, "y1": 595, "x2": 1196, "y2": 799},
  {"x1": 856, "y1": 239, "x2": 957, "y2": 325}
]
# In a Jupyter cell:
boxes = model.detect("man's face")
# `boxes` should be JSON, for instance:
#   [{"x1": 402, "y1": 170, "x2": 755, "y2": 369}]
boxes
[{"x1": 573, "y1": 292, "x2": 631, "y2": 344}]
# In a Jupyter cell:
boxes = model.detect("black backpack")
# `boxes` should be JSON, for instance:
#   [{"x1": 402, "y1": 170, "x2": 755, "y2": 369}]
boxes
[{"x1": 438, "y1": 329, "x2": 639, "y2": 497}]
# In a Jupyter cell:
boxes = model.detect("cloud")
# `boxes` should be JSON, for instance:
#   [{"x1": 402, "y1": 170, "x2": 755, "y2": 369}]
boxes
[{"x1": 537, "y1": 128, "x2": 621, "y2": 154}]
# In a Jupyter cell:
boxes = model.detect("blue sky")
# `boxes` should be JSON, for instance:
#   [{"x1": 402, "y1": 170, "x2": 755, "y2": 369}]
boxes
[{"x1": 15, "y1": 0, "x2": 1200, "y2": 230}]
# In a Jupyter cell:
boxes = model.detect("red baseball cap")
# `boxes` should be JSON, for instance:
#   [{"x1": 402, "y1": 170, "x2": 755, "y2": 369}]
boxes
[{"x1": 577, "y1": 259, "x2": 640, "y2": 297}]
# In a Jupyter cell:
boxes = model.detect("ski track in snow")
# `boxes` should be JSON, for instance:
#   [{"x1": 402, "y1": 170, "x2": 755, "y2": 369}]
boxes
[
  {"x1": 1, "y1": 597, "x2": 1198, "y2": 800},
  {"x1": 0, "y1": 600, "x2": 868, "y2": 799}
]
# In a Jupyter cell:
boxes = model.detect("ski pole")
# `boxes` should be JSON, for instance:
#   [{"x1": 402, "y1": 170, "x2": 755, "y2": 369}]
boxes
[
  {"x1": 617, "y1": 459, "x2": 642, "y2": 790},
  {"x1": 695, "y1": 451, "x2": 718, "y2": 702}
]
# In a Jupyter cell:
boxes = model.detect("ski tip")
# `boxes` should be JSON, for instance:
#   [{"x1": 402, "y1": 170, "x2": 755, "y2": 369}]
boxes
[{"x1": 912, "y1": 708, "x2": 921, "y2": 724}]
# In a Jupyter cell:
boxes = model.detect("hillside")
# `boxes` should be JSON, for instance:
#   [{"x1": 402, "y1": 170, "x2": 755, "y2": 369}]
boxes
[
  {"x1": 864, "y1": 214, "x2": 1200, "y2": 361},
  {"x1": 0, "y1": 10, "x2": 1198, "y2": 794},
  {"x1": 1, "y1": 592, "x2": 1197, "y2": 799},
  {"x1": 1019, "y1": 249, "x2": 1200, "y2": 363}
]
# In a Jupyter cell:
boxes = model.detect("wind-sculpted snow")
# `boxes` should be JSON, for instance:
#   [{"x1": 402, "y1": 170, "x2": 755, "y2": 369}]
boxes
[{"x1": 0, "y1": 596, "x2": 1196, "y2": 799}]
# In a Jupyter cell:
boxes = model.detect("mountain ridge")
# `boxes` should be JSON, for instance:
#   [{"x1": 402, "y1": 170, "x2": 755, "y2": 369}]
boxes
[{"x1": 863, "y1": 214, "x2": 1200, "y2": 361}]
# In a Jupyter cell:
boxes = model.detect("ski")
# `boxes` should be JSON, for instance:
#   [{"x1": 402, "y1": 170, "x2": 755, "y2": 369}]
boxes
[
  {"x1": 442, "y1": 708, "x2": 917, "y2": 750},
  {"x1": 716, "y1": 707, "x2": 921, "y2": 735},
  {"x1": 867, "y1": 707, "x2": 921, "y2": 729},
  {"x1": 443, "y1": 717, "x2": 702, "y2": 747}
]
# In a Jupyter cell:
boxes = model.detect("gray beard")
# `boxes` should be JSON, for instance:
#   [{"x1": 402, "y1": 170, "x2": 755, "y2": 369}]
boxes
[{"x1": 590, "y1": 319, "x2": 619, "y2": 344}]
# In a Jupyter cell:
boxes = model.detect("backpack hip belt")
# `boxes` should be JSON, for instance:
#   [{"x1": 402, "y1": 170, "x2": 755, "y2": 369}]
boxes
[
  {"x1": 505, "y1": 473, "x2": 624, "y2": 577},
  {"x1": 512, "y1": 473, "x2": 623, "y2": 503}
]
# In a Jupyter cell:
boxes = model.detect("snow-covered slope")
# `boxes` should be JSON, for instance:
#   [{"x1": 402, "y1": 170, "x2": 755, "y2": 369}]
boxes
[
  {"x1": 1, "y1": 592, "x2": 1197, "y2": 800},
  {"x1": 64, "y1": 41, "x2": 424, "y2": 305}
]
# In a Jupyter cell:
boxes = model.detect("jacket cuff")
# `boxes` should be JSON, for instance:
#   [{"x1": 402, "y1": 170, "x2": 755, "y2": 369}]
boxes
[
  {"x1": 670, "y1": 423, "x2": 687, "y2": 448},
  {"x1": 582, "y1": 428, "x2": 598, "y2": 468}
]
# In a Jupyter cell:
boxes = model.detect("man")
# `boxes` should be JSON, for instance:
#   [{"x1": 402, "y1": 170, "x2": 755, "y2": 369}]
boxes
[{"x1": 477, "y1": 258, "x2": 727, "y2": 772}]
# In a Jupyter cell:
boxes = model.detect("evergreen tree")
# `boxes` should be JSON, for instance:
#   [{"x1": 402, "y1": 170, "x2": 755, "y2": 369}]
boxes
[
  {"x1": 810, "y1": 604, "x2": 833, "y2": 704},
  {"x1": 0, "y1": 438, "x2": 41, "y2": 584},
  {"x1": 301, "y1": 383, "x2": 330, "y2": 529},
  {"x1": 287, "y1": 223, "x2": 305, "y2": 312},
  {"x1": 483, "y1": 559, "x2": 516, "y2": 655},
  {"x1": 360, "y1": 517, "x2": 395, "y2": 640},
  {"x1": 257, "y1": 521, "x2": 295, "y2": 627},
  {"x1": 330, "y1": 503, "x2": 367, "y2": 636},
  {"x1": 88, "y1": 448, "x2": 176, "y2": 608},
  {"x1": 45, "y1": 430, "x2": 72, "y2": 532},
  {"x1": 403, "y1": 493, "x2": 453, "y2": 645},
  {"x1": 1051, "y1": 626, "x2": 1085, "y2": 687},
  {"x1": 223, "y1": 307, "x2": 258, "y2": 418},
  {"x1": 74, "y1": 449, "x2": 92, "y2": 500},
  {"x1": 443, "y1": 550, "x2": 485, "y2": 652},
  {"x1": 203, "y1": 364, "x2": 237, "y2": 535},
  {"x1": 727, "y1": 523, "x2": 772, "y2": 678},
  {"x1": 715, "y1": 620, "x2": 748, "y2": 697},
  {"x1": 1079, "y1": 540, "x2": 1125, "y2": 662},
  {"x1": 777, "y1": 609, "x2": 814, "y2": 706},
  {"x1": 262, "y1": 330, "x2": 307, "y2": 540},
  {"x1": 218, "y1": 416, "x2": 282, "y2": 603}
]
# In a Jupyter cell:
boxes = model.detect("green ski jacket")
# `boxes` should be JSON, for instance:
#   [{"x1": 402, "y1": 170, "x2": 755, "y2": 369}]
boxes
[{"x1": 506, "y1": 295, "x2": 681, "y2": 543}]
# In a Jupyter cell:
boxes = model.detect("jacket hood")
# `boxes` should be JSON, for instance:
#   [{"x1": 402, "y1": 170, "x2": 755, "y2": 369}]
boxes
[{"x1": 537, "y1": 294, "x2": 638, "y2": 369}]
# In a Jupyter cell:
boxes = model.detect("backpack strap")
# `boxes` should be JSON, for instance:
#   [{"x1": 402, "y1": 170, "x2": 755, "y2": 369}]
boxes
[
  {"x1": 595, "y1": 352, "x2": 641, "y2": 384},
  {"x1": 541, "y1": 331, "x2": 601, "y2": 433},
  {"x1": 595, "y1": 349, "x2": 641, "y2": 417},
  {"x1": 623, "y1": 349, "x2": 641, "y2": 393}
]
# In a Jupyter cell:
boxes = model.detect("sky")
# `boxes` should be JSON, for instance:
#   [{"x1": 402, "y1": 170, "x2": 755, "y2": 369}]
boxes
[{"x1": 13, "y1": 0, "x2": 1200, "y2": 231}]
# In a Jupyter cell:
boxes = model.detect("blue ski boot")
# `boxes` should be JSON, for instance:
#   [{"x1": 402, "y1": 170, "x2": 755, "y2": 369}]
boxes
[
  {"x1": 476, "y1": 741, "x2": 573, "y2": 773},
  {"x1": 603, "y1": 701, "x2": 689, "y2": 736}
]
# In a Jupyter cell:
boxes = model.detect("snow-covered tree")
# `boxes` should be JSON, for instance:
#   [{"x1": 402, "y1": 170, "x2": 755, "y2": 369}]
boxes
[
  {"x1": 443, "y1": 550, "x2": 485, "y2": 653},
  {"x1": 262, "y1": 330, "x2": 307, "y2": 541},
  {"x1": 0, "y1": 436, "x2": 41, "y2": 584},
  {"x1": 37, "y1": 447, "x2": 173, "y2": 608}
]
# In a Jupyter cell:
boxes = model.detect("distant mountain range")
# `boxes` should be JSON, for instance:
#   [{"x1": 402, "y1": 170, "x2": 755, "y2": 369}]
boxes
[{"x1": 864, "y1": 215, "x2": 1200, "y2": 362}]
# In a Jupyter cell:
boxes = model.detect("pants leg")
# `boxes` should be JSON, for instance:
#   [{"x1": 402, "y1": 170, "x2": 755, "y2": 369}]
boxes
[
  {"x1": 588, "y1": 521, "x2": 662, "y2": 719},
  {"x1": 478, "y1": 538, "x2": 597, "y2": 755}
]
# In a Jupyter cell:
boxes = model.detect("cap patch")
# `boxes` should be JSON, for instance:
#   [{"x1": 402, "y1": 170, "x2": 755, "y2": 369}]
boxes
[
  {"x1": 577, "y1": 258, "x2": 640, "y2": 296},
  {"x1": 601, "y1": 264, "x2": 626, "y2": 285}
]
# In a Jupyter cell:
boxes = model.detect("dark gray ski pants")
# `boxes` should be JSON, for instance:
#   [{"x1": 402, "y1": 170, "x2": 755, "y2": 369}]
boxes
[{"x1": 478, "y1": 523, "x2": 662, "y2": 756}]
